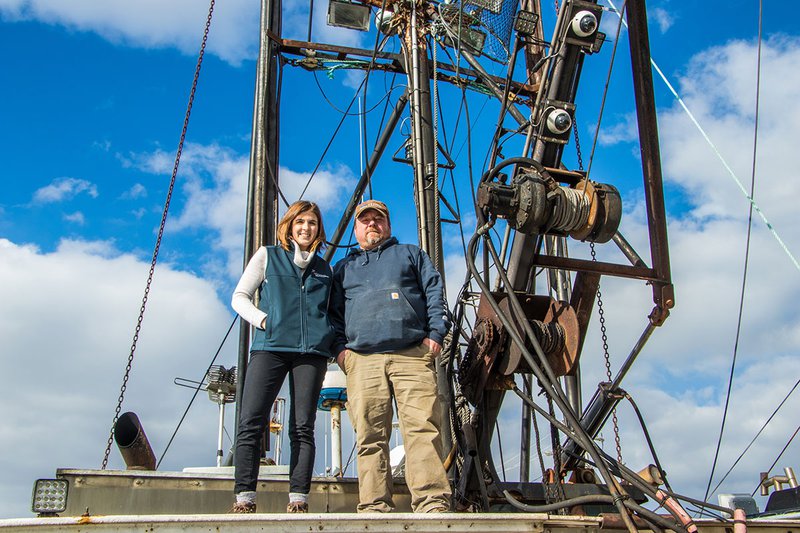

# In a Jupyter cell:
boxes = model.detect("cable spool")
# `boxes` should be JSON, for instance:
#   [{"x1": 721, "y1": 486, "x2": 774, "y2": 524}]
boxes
[
  {"x1": 568, "y1": 179, "x2": 622, "y2": 243},
  {"x1": 529, "y1": 319, "x2": 566, "y2": 355},
  {"x1": 477, "y1": 161, "x2": 621, "y2": 243},
  {"x1": 473, "y1": 292, "x2": 579, "y2": 377},
  {"x1": 548, "y1": 185, "x2": 591, "y2": 233}
]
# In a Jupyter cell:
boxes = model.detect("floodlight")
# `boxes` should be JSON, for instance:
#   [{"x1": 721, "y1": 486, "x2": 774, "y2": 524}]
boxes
[
  {"x1": 206, "y1": 365, "x2": 237, "y2": 467},
  {"x1": 206, "y1": 365, "x2": 236, "y2": 404},
  {"x1": 327, "y1": 0, "x2": 371, "y2": 31},
  {"x1": 444, "y1": 26, "x2": 487, "y2": 55},
  {"x1": 514, "y1": 10, "x2": 539, "y2": 37},
  {"x1": 31, "y1": 479, "x2": 68, "y2": 515}
]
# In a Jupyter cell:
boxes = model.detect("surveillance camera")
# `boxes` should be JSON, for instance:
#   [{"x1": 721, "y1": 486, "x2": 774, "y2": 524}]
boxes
[
  {"x1": 571, "y1": 10, "x2": 598, "y2": 38},
  {"x1": 546, "y1": 109, "x2": 572, "y2": 135}
]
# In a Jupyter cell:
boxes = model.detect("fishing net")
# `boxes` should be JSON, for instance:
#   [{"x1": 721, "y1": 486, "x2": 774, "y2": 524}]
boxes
[{"x1": 438, "y1": 0, "x2": 518, "y2": 63}]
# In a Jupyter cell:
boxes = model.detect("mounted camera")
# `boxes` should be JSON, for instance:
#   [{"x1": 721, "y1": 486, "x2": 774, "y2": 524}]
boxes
[
  {"x1": 539, "y1": 100, "x2": 575, "y2": 144},
  {"x1": 565, "y1": 1, "x2": 603, "y2": 48}
]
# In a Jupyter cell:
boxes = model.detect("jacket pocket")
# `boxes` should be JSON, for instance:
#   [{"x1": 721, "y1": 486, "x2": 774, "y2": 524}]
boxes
[{"x1": 346, "y1": 288, "x2": 425, "y2": 348}]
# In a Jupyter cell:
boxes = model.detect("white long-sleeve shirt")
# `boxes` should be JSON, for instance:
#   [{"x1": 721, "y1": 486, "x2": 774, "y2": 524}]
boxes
[
  {"x1": 231, "y1": 244, "x2": 313, "y2": 330},
  {"x1": 231, "y1": 246, "x2": 269, "y2": 330}
]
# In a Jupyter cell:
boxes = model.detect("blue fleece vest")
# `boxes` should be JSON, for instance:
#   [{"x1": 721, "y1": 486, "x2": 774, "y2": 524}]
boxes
[{"x1": 250, "y1": 246, "x2": 334, "y2": 356}]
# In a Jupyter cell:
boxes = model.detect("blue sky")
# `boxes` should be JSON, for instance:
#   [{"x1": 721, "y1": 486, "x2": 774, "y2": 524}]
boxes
[{"x1": 2, "y1": 0, "x2": 800, "y2": 519}]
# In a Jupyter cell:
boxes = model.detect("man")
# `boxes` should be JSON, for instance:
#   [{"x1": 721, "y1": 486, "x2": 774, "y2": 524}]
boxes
[{"x1": 330, "y1": 199, "x2": 452, "y2": 513}]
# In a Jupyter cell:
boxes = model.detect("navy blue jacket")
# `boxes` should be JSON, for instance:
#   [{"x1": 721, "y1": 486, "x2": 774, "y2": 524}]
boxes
[
  {"x1": 330, "y1": 237, "x2": 450, "y2": 355},
  {"x1": 251, "y1": 246, "x2": 334, "y2": 356}
]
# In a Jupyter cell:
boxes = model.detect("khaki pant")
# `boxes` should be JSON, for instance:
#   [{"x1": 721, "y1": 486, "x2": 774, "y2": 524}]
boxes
[{"x1": 344, "y1": 343, "x2": 452, "y2": 513}]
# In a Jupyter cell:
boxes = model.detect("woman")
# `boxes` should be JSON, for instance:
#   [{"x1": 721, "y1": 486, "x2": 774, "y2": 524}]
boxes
[{"x1": 230, "y1": 201, "x2": 333, "y2": 513}]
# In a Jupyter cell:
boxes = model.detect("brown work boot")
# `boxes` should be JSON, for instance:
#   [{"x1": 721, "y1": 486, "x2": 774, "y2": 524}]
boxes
[
  {"x1": 286, "y1": 501, "x2": 308, "y2": 513},
  {"x1": 230, "y1": 501, "x2": 256, "y2": 513}
]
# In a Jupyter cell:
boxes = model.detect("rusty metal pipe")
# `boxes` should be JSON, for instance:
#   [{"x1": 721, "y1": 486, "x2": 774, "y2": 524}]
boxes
[{"x1": 114, "y1": 412, "x2": 156, "y2": 470}]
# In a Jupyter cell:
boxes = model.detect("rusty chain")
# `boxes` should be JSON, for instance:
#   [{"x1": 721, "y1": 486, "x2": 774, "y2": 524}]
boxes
[
  {"x1": 101, "y1": 0, "x2": 216, "y2": 469},
  {"x1": 590, "y1": 243, "x2": 623, "y2": 466}
]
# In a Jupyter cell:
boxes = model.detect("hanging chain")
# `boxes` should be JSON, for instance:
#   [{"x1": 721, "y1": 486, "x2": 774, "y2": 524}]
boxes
[
  {"x1": 531, "y1": 402, "x2": 551, "y2": 502},
  {"x1": 573, "y1": 118, "x2": 584, "y2": 171},
  {"x1": 590, "y1": 243, "x2": 623, "y2": 465},
  {"x1": 101, "y1": 0, "x2": 216, "y2": 469},
  {"x1": 546, "y1": 396, "x2": 567, "y2": 510}
]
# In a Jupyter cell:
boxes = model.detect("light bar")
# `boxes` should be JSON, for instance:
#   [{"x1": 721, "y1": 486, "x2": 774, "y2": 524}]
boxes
[
  {"x1": 327, "y1": 0, "x2": 371, "y2": 31},
  {"x1": 31, "y1": 479, "x2": 68, "y2": 515}
]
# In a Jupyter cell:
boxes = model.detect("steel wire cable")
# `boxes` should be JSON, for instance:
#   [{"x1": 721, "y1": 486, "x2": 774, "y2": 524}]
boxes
[
  {"x1": 710, "y1": 376, "x2": 800, "y2": 497},
  {"x1": 548, "y1": 186, "x2": 590, "y2": 232},
  {"x1": 298, "y1": 0, "x2": 389, "y2": 202},
  {"x1": 702, "y1": 0, "x2": 763, "y2": 508},
  {"x1": 751, "y1": 425, "x2": 800, "y2": 497},
  {"x1": 157, "y1": 316, "x2": 238, "y2": 469},
  {"x1": 585, "y1": 1, "x2": 626, "y2": 179}
]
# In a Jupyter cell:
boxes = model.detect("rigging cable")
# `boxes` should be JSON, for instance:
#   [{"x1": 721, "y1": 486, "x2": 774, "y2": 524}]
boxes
[
  {"x1": 359, "y1": 0, "x2": 390, "y2": 200},
  {"x1": 465, "y1": 227, "x2": 638, "y2": 533},
  {"x1": 585, "y1": 1, "x2": 626, "y2": 178},
  {"x1": 752, "y1": 425, "x2": 800, "y2": 497},
  {"x1": 157, "y1": 315, "x2": 238, "y2": 469},
  {"x1": 265, "y1": 58, "x2": 291, "y2": 210},
  {"x1": 710, "y1": 376, "x2": 800, "y2": 497},
  {"x1": 101, "y1": 0, "x2": 216, "y2": 469},
  {"x1": 702, "y1": 0, "x2": 763, "y2": 506},
  {"x1": 298, "y1": 0, "x2": 389, "y2": 202},
  {"x1": 606, "y1": 0, "x2": 800, "y2": 274},
  {"x1": 298, "y1": 73, "x2": 368, "y2": 200}
]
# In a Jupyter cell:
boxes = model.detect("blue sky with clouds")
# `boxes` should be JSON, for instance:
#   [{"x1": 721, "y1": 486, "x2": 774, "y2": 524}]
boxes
[{"x1": 2, "y1": 0, "x2": 800, "y2": 519}]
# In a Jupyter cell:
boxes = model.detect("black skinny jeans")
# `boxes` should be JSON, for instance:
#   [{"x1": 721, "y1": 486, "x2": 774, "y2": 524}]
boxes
[{"x1": 234, "y1": 350, "x2": 327, "y2": 495}]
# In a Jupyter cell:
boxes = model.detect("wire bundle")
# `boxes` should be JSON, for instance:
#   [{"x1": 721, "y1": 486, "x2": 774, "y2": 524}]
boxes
[{"x1": 548, "y1": 186, "x2": 590, "y2": 233}]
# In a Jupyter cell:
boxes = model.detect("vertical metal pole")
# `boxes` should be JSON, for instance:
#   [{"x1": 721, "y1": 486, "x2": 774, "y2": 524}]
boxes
[
  {"x1": 403, "y1": 3, "x2": 451, "y2": 453},
  {"x1": 331, "y1": 404, "x2": 343, "y2": 476},
  {"x1": 520, "y1": 375, "x2": 532, "y2": 481},
  {"x1": 217, "y1": 402, "x2": 225, "y2": 467},
  {"x1": 235, "y1": 0, "x2": 282, "y2": 445}
]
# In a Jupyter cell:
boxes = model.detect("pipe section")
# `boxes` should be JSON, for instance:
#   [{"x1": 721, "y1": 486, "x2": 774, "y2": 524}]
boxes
[{"x1": 114, "y1": 412, "x2": 156, "y2": 470}]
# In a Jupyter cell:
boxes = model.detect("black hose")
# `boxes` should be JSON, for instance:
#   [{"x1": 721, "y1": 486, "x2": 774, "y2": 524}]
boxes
[
  {"x1": 501, "y1": 490, "x2": 683, "y2": 533},
  {"x1": 464, "y1": 228, "x2": 636, "y2": 531}
]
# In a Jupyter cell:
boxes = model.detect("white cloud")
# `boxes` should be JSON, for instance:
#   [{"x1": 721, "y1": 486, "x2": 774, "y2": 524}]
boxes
[
  {"x1": 597, "y1": 113, "x2": 638, "y2": 146},
  {"x1": 63, "y1": 211, "x2": 86, "y2": 225},
  {"x1": 31, "y1": 177, "x2": 98, "y2": 204},
  {"x1": 0, "y1": 238, "x2": 238, "y2": 518},
  {"x1": 650, "y1": 8, "x2": 674, "y2": 33},
  {"x1": 125, "y1": 143, "x2": 356, "y2": 281},
  {"x1": 0, "y1": 0, "x2": 368, "y2": 66},
  {"x1": 120, "y1": 183, "x2": 147, "y2": 200},
  {"x1": 0, "y1": 0, "x2": 258, "y2": 65}
]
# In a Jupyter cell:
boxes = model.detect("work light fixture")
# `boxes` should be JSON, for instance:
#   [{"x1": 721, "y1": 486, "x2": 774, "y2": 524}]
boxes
[
  {"x1": 327, "y1": 0, "x2": 371, "y2": 31},
  {"x1": 31, "y1": 479, "x2": 68, "y2": 515}
]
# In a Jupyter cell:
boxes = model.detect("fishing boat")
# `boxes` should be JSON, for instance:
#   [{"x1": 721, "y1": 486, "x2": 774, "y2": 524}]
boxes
[{"x1": 2, "y1": 0, "x2": 799, "y2": 531}]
